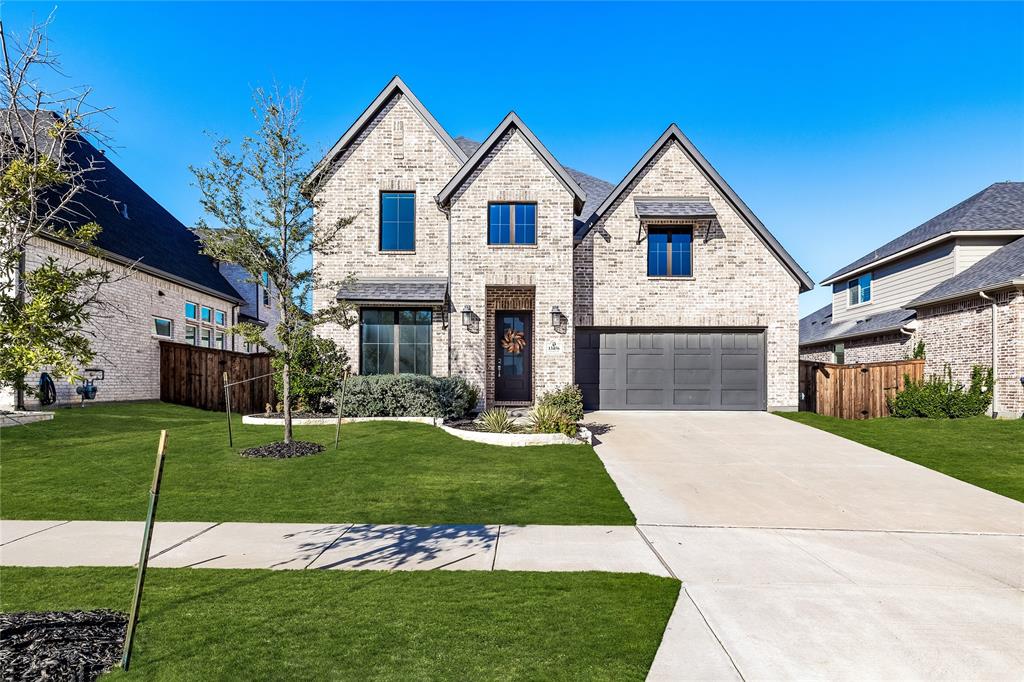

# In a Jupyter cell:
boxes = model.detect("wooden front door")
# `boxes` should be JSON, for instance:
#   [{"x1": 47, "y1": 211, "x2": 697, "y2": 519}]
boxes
[{"x1": 495, "y1": 312, "x2": 532, "y2": 402}]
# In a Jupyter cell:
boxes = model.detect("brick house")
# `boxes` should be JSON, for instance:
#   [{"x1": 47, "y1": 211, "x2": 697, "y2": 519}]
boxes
[
  {"x1": 2, "y1": 119, "x2": 280, "y2": 410},
  {"x1": 310, "y1": 77, "x2": 812, "y2": 411},
  {"x1": 799, "y1": 182, "x2": 1024, "y2": 418}
]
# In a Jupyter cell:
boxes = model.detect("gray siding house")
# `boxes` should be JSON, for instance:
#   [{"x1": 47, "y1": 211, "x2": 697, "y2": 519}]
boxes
[
  {"x1": 310, "y1": 77, "x2": 812, "y2": 412},
  {"x1": 800, "y1": 182, "x2": 1024, "y2": 417}
]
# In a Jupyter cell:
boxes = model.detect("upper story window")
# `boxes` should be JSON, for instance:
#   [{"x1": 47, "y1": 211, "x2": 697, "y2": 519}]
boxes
[
  {"x1": 647, "y1": 227, "x2": 693, "y2": 277},
  {"x1": 848, "y1": 273, "x2": 872, "y2": 306},
  {"x1": 153, "y1": 317, "x2": 173, "y2": 338},
  {"x1": 200, "y1": 306, "x2": 212, "y2": 323},
  {"x1": 185, "y1": 302, "x2": 197, "y2": 320},
  {"x1": 380, "y1": 192, "x2": 415, "y2": 251},
  {"x1": 214, "y1": 309, "x2": 226, "y2": 327},
  {"x1": 488, "y1": 203, "x2": 536, "y2": 245},
  {"x1": 261, "y1": 272, "x2": 271, "y2": 306}
]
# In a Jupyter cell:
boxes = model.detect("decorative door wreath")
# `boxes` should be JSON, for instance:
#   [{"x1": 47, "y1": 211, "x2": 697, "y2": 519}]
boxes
[{"x1": 501, "y1": 328, "x2": 527, "y2": 354}]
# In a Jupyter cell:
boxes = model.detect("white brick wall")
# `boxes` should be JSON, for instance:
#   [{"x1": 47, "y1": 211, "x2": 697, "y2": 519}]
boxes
[
  {"x1": 575, "y1": 140, "x2": 801, "y2": 409},
  {"x1": 20, "y1": 237, "x2": 242, "y2": 407}
]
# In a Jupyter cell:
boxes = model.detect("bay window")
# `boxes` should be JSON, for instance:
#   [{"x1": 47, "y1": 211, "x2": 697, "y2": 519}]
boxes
[{"x1": 360, "y1": 308, "x2": 432, "y2": 375}]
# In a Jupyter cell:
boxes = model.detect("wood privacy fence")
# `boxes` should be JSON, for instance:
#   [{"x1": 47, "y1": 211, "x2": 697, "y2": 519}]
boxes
[
  {"x1": 799, "y1": 359, "x2": 925, "y2": 419},
  {"x1": 159, "y1": 341, "x2": 274, "y2": 414}
]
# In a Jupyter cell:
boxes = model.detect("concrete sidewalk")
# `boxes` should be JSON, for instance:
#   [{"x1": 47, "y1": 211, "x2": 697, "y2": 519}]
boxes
[{"x1": 0, "y1": 520, "x2": 671, "y2": 575}]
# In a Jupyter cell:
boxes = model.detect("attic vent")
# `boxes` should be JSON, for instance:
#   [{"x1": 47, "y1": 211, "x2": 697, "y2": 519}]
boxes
[
  {"x1": 119, "y1": 203, "x2": 129, "y2": 220},
  {"x1": 392, "y1": 120, "x2": 404, "y2": 160}
]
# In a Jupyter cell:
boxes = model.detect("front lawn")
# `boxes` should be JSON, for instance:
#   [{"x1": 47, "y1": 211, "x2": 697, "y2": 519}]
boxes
[
  {"x1": 0, "y1": 402, "x2": 634, "y2": 525},
  {"x1": 1, "y1": 566, "x2": 679, "y2": 680},
  {"x1": 779, "y1": 412, "x2": 1024, "y2": 502}
]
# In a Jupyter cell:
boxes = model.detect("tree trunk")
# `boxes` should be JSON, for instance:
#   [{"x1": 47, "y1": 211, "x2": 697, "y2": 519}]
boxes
[{"x1": 281, "y1": 361, "x2": 292, "y2": 444}]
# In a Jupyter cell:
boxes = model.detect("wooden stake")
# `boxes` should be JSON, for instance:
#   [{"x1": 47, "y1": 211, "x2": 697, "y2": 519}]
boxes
[
  {"x1": 334, "y1": 371, "x2": 349, "y2": 451},
  {"x1": 121, "y1": 430, "x2": 168, "y2": 672},
  {"x1": 223, "y1": 371, "x2": 233, "y2": 447}
]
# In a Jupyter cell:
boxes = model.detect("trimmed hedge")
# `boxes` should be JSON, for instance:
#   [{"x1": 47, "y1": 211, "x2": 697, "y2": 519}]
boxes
[
  {"x1": 336, "y1": 374, "x2": 479, "y2": 420},
  {"x1": 888, "y1": 365, "x2": 994, "y2": 419}
]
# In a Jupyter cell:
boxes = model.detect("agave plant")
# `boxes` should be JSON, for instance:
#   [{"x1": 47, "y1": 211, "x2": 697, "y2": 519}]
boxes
[{"x1": 479, "y1": 407, "x2": 516, "y2": 433}]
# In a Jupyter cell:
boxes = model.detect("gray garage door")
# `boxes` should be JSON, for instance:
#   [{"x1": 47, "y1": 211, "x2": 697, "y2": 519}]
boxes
[{"x1": 574, "y1": 329, "x2": 766, "y2": 411}]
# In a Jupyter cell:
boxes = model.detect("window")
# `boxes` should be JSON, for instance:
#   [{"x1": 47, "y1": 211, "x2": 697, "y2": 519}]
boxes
[
  {"x1": 360, "y1": 308, "x2": 432, "y2": 375},
  {"x1": 215, "y1": 331, "x2": 226, "y2": 349},
  {"x1": 153, "y1": 317, "x2": 173, "y2": 338},
  {"x1": 185, "y1": 302, "x2": 197, "y2": 320},
  {"x1": 262, "y1": 272, "x2": 271, "y2": 306},
  {"x1": 647, "y1": 227, "x2": 693, "y2": 277},
  {"x1": 834, "y1": 342, "x2": 845, "y2": 365},
  {"x1": 848, "y1": 273, "x2": 872, "y2": 306},
  {"x1": 200, "y1": 327, "x2": 212, "y2": 348},
  {"x1": 185, "y1": 324, "x2": 198, "y2": 345},
  {"x1": 380, "y1": 192, "x2": 415, "y2": 251},
  {"x1": 214, "y1": 309, "x2": 226, "y2": 326},
  {"x1": 200, "y1": 306, "x2": 212, "y2": 323},
  {"x1": 488, "y1": 203, "x2": 536, "y2": 245}
]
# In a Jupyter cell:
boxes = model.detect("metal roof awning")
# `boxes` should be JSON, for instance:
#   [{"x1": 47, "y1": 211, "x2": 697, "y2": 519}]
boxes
[
  {"x1": 336, "y1": 277, "x2": 448, "y2": 305},
  {"x1": 634, "y1": 198, "x2": 717, "y2": 220}
]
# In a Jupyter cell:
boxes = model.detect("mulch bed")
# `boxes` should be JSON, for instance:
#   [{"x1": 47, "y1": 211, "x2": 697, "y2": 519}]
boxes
[
  {"x1": 0, "y1": 610, "x2": 127, "y2": 682},
  {"x1": 239, "y1": 441, "x2": 325, "y2": 459}
]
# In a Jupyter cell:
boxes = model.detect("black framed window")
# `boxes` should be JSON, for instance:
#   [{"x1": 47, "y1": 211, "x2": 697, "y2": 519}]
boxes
[
  {"x1": 488, "y1": 202, "x2": 536, "y2": 245},
  {"x1": 361, "y1": 308, "x2": 432, "y2": 375},
  {"x1": 647, "y1": 227, "x2": 693, "y2": 277},
  {"x1": 381, "y1": 192, "x2": 416, "y2": 251}
]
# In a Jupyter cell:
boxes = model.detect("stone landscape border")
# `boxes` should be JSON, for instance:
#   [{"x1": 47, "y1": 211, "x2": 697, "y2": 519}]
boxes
[{"x1": 241, "y1": 414, "x2": 592, "y2": 446}]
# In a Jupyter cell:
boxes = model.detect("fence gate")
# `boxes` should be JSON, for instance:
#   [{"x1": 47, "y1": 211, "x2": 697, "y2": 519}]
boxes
[
  {"x1": 799, "y1": 359, "x2": 925, "y2": 419},
  {"x1": 159, "y1": 341, "x2": 274, "y2": 414}
]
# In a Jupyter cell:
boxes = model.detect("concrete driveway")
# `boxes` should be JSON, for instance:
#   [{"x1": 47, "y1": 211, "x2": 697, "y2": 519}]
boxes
[{"x1": 587, "y1": 411, "x2": 1024, "y2": 681}]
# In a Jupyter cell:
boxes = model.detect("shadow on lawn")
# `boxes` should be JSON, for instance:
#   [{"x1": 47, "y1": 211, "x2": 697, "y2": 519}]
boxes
[{"x1": 300, "y1": 524, "x2": 498, "y2": 571}]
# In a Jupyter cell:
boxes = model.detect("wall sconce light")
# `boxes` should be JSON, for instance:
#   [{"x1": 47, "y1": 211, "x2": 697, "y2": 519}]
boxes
[
  {"x1": 462, "y1": 305, "x2": 474, "y2": 328},
  {"x1": 550, "y1": 305, "x2": 562, "y2": 328}
]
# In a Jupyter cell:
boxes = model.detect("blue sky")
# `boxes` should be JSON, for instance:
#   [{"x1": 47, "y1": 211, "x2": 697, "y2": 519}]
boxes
[{"x1": 2, "y1": 1, "x2": 1022, "y2": 315}]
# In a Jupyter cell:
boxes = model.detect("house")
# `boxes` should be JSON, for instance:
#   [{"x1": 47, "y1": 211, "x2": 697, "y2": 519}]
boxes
[
  {"x1": 800, "y1": 182, "x2": 1024, "y2": 417},
  {"x1": 309, "y1": 77, "x2": 812, "y2": 411},
  {"x1": 1, "y1": 113, "x2": 279, "y2": 410}
]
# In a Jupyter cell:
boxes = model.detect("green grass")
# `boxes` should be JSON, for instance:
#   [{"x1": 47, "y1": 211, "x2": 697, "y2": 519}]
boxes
[
  {"x1": 0, "y1": 566, "x2": 679, "y2": 680},
  {"x1": 0, "y1": 402, "x2": 633, "y2": 525},
  {"x1": 779, "y1": 412, "x2": 1024, "y2": 502}
]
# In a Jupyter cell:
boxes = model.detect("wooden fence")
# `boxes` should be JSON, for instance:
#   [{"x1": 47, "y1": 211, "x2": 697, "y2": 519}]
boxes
[
  {"x1": 799, "y1": 359, "x2": 925, "y2": 419},
  {"x1": 159, "y1": 341, "x2": 274, "y2": 414}
]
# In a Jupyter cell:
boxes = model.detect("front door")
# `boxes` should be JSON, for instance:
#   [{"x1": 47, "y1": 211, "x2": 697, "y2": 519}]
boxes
[{"x1": 495, "y1": 312, "x2": 532, "y2": 402}]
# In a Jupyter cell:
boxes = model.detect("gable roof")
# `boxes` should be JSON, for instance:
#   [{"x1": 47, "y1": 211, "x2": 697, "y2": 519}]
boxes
[
  {"x1": 799, "y1": 303, "x2": 917, "y2": 346},
  {"x1": 305, "y1": 76, "x2": 467, "y2": 190},
  {"x1": 436, "y1": 113, "x2": 587, "y2": 214},
  {"x1": 578, "y1": 124, "x2": 813, "y2": 292},
  {"x1": 822, "y1": 182, "x2": 1024, "y2": 284},
  {"x1": 909, "y1": 237, "x2": 1024, "y2": 307},
  {"x1": 5, "y1": 110, "x2": 243, "y2": 302}
]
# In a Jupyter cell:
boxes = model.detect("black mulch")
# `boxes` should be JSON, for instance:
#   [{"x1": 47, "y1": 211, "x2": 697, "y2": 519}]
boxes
[
  {"x1": 239, "y1": 441, "x2": 325, "y2": 459},
  {"x1": 0, "y1": 610, "x2": 127, "y2": 682}
]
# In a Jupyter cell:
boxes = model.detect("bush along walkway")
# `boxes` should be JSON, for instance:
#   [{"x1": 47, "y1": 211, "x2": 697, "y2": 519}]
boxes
[{"x1": 0, "y1": 520, "x2": 672, "y2": 575}]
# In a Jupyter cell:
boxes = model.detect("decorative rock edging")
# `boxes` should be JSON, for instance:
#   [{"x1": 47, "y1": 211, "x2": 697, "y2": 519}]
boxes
[{"x1": 241, "y1": 414, "x2": 593, "y2": 447}]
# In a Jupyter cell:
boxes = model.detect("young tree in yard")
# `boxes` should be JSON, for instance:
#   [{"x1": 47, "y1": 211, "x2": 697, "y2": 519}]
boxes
[
  {"x1": 192, "y1": 86, "x2": 355, "y2": 446},
  {"x1": 0, "y1": 18, "x2": 117, "y2": 405}
]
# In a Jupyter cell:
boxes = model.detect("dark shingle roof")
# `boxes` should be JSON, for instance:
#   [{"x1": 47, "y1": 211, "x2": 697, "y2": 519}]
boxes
[
  {"x1": 5, "y1": 111, "x2": 243, "y2": 301},
  {"x1": 799, "y1": 303, "x2": 916, "y2": 346},
  {"x1": 824, "y1": 182, "x2": 1024, "y2": 283},
  {"x1": 634, "y1": 198, "x2": 717, "y2": 219},
  {"x1": 909, "y1": 237, "x2": 1024, "y2": 306},
  {"x1": 336, "y1": 277, "x2": 448, "y2": 303}
]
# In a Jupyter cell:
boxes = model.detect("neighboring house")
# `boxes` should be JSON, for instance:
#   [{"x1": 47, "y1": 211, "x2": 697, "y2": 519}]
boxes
[
  {"x1": 218, "y1": 262, "x2": 284, "y2": 350},
  {"x1": 800, "y1": 182, "x2": 1024, "y2": 417},
  {"x1": 1, "y1": 116, "x2": 271, "y2": 410},
  {"x1": 310, "y1": 77, "x2": 812, "y2": 411}
]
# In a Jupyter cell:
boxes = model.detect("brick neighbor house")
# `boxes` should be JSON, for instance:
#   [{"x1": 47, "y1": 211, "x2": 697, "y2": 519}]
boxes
[
  {"x1": 309, "y1": 77, "x2": 812, "y2": 412},
  {"x1": 1, "y1": 116, "x2": 281, "y2": 411},
  {"x1": 799, "y1": 182, "x2": 1024, "y2": 418}
]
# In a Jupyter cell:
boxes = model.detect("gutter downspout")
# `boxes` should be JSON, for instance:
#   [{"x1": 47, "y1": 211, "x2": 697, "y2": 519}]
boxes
[
  {"x1": 446, "y1": 206, "x2": 453, "y2": 377},
  {"x1": 978, "y1": 290, "x2": 997, "y2": 418}
]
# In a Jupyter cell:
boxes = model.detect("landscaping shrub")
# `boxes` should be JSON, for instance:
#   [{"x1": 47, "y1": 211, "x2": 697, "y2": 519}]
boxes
[
  {"x1": 272, "y1": 331, "x2": 350, "y2": 413},
  {"x1": 336, "y1": 374, "x2": 479, "y2": 419},
  {"x1": 479, "y1": 407, "x2": 516, "y2": 433},
  {"x1": 888, "y1": 365, "x2": 993, "y2": 419},
  {"x1": 527, "y1": 404, "x2": 578, "y2": 437},
  {"x1": 538, "y1": 384, "x2": 584, "y2": 422}
]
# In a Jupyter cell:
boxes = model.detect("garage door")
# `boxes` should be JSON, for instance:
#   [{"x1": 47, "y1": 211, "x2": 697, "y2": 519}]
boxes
[{"x1": 574, "y1": 329, "x2": 766, "y2": 411}]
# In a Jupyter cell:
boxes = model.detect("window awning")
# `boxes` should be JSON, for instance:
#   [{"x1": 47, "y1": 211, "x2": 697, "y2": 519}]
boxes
[
  {"x1": 634, "y1": 198, "x2": 717, "y2": 220},
  {"x1": 336, "y1": 277, "x2": 448, "y2": 305}
]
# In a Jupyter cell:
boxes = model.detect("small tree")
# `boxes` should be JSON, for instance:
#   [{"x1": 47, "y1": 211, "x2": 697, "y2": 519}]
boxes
[
  {"x1": 0, "y1": 17, "x2": 117, "y2": 404},
  {"x1": 192, "y1": 86, "x2": 355, "y2": 444}
]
